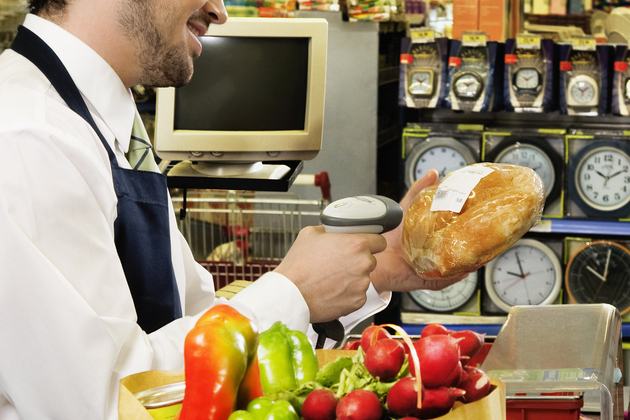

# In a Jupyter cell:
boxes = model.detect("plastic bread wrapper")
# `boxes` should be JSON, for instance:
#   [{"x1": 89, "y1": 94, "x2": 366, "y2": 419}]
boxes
[{"x1": 401, "y1": 163, "x2": 545, "y2": 281}]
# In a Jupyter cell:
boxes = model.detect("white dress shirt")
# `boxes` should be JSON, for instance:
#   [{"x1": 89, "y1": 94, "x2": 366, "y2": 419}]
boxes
[{"x1": 0, "y1": 14, "x2": 389, "y2": 419}]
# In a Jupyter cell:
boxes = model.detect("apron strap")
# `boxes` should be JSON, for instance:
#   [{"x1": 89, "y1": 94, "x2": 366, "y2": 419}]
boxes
[{"x1": 11, "y1": 26, "x2": 118, "y2": 163}]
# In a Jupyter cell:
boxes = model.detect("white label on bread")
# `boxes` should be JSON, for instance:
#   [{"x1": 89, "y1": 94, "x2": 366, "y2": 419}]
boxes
[{"x1": 430, "y1": 166, "x2": 495, "y2": 213}]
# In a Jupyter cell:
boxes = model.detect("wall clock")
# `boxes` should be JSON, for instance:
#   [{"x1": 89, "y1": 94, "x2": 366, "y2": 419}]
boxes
[
  {"x1": 408, "y1": 69, "x2": 435, "y2": 97},
  {"x1": 567, "y1": 139, "x2": 630, "y2": 218},
  {"x1": 565, "y1": 240, "x2": 630, "y2": 315},
  {"x1": 484, "y1": 136, "x2": 563, "y2": 205},
  {"x1": 484, "y1": 238, "x2": 562, "y2": 313},
  {"x1": 404, "y1": 136, "x2": 477, "y2": 188},
  {"x1": 567, "y1": 74, "x2": 599, "y2": 107},
  {"x1": 408, "y1": 271, "x2": 478, "y2": 313}
]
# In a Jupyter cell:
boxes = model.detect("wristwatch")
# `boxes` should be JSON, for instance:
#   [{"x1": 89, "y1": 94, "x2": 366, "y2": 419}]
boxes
[
  {"x1": 512, "y1": 67, "x2": 543, "y2": 95},
  {"x1": 408, "y1": 69, "x2": 435, "y2": 97},
  {"x1": 452, "y1": 72, "x2": 484, "y2": 101}
]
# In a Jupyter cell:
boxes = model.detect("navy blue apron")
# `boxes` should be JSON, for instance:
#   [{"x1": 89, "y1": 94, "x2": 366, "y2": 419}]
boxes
[{"x1": 11, "y1": 26, "x2": 182, "y2": 333}]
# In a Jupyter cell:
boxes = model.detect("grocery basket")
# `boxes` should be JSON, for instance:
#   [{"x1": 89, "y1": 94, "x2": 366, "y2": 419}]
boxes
[{"x1": 171, "y1": 172, "x2": 331, "y2": 290}]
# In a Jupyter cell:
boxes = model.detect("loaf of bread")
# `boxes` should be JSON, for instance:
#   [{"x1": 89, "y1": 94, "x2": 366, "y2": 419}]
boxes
[{"x1": 402, "y1": 163, "x2": 545, "y2": 280}]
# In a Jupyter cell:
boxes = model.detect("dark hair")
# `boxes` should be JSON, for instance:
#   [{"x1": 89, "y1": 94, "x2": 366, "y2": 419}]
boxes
[{"x1": 28, "y1": 0, "x2": 68, "y2": 15}]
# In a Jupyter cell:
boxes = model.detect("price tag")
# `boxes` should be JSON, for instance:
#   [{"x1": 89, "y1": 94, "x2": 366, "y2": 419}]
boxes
[
  {"x1": 572, "y1": 37, "x2": 596, "y2": 51},
  {"x1": 430, "y1": 166, "x2": 494, "y2": 213},
  {"x1": 411, "y1": 29, "x2": 435, "y2": 43},
  {"x1": 516, "y1": 34, "x2": 541, "y2": 50},
  {"x1": 462, "y1": 32, "x2": 487, "y2": 47}
]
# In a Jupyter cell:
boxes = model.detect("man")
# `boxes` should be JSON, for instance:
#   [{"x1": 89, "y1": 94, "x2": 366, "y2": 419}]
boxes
[{"x1": 0, "y1": 0, "x2": 456, "y2": 418}]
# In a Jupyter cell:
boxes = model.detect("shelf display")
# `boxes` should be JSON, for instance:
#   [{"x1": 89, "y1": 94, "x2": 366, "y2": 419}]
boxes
[
  {"x1": 558, "y1": 37, "x2": 612, "y2": 116},
  {"x1": 566, "y1": 137, "x2": 630, "y2": 219},
  {"x1": 399, "y1": 29, "x2": 449, "y2": 109},
  {"x1": 484, "y1": 238, "x2": 563, "y2": 314},
  {"x1": 504, "y1": 34, "x2": 554, "y2": 113},
  {"x1": 447, "y1": 32, "x2": 502, "y2": 113},
  {"x1": 564, "y1": 239, "x2": 630, "y2": 316}
]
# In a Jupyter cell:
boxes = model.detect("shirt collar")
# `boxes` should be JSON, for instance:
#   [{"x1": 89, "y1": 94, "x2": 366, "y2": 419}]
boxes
[{"x1": 22, "y1": 14, "x2": 135, "y2": 153}]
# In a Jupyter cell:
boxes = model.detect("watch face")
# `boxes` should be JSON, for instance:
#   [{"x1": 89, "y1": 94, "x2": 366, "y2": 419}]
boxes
[
  {"x1": 405, "y1": 137, "x2": 477, "y2": 188},
  {"x1": 625, "y1": 77, "x2": 630, "y2": 102},
  {"x1": 514, "y1": 68, "x2": 541, "y2": 91},
  {"x1": 485, "y1": 239, "x2": 562, "y2": 313},
  {"x1": 453, "y1": 72, "x2": 483, "y2": 100},
  {"x1": 494, "y1": 144, "x2": 556, "y2": 198},
  {"x1": 565, "y1": 241, "x2": 630, "y2": 315},
  {"x1": 408, "y1": 70, "x2": 434, "y2": 96},
  {"x1": 574, "y1": 145, "x2": 630, "y2": 213},
  {"x1": 569, "y1": 77, "x2": 597, "y2": 105},
  {"x1": 409, "y1": 272, "x2": 478, "y2": 312}
]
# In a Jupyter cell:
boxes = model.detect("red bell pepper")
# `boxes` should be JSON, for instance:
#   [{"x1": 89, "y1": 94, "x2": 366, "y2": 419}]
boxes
[{"x1": 177, "y1": 304, "x2": 263, "y2": 420}]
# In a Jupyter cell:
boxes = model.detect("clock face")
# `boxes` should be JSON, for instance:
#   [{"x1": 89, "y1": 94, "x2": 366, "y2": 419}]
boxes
[
  {"x1": 514, "y1": 68, "x2": 541, "y2": 91},
  {"x1": 408, "y1": 70, "x2": 434, "y2": 96},
  {"x1": 625, "y1": 77, "x2": 630, "y2": 102},
  {"x1": 405, "y1": 137, "x2": 477, "y2": 188},
  {"x1": 494, "y1": 144, "x2": 556, "y2": 198},
  {"x1": 485, "y1": 239, "x2": 562, "y2": 313},
  {"x1": 568, "y1": 76, "x2": 597, "y2": 106},
  {"x1": 453, "y1": 73, "x2": 483, "y2": 100},
  {"x1": 409, "y1": 272, "x2": 478, "y2": 312},
  {"x1": 565, "y1": 241, "x2": 630, "y2": 315},
  {"x1": 574, "y1": 145, "x2": 630, "y2": 213}
]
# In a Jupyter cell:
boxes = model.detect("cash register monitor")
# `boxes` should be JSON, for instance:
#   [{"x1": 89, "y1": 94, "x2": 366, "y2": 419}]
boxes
[{"x1": 154, "y1": 17, "x2": 328, "y2": 177}]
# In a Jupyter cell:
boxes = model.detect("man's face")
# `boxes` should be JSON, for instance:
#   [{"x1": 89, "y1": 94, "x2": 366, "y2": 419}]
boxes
[{"x1": 117, "y1": 0, "x2": 225, "y2": 88}]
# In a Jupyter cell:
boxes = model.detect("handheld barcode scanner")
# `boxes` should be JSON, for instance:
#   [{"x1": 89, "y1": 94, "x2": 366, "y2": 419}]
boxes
[{"x1": 314, "y1": 195, "x2": 403, "y2": 348}]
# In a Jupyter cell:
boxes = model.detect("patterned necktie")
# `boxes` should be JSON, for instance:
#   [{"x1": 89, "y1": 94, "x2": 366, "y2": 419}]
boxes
[{"x1": 127, "y1": 112, "x2": 160, "y2": 172}]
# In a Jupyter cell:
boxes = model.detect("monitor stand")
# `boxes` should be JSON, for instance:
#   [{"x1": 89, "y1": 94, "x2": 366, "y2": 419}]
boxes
[{"x1": 164, "y1": 160, "x2": 303, "y2": 192}]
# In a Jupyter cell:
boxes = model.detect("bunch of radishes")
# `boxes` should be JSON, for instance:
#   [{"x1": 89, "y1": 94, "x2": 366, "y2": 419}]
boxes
[{"x1": 301, "y1": 323, "x2": 492, "y2": 420}]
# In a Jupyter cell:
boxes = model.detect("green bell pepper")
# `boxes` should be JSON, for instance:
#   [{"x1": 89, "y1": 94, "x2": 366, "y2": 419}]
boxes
[
  {"x1": 257, "y1": 322, "x2": 319, "y2": 395},
  {"x1": 228, "y1": 397, "x2": 299, "y2": 420}
]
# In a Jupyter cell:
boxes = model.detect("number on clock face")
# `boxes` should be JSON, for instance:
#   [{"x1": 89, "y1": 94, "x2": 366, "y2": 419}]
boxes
[
  {"x1": 570, "y1": 79, "x2": 596, "y2": 104},
  {"x1": 415, "y1": 146, "x2": 469, "y2": 180},
  {"x1": 576, "y1": 146, "x2": 630, "y2": 211},
  {"x1": 515, "y1": 68, "x2": 540, "y2": 90},
  {"x1": 495, "y1": 144, "x2": 555, "y2": 197}
]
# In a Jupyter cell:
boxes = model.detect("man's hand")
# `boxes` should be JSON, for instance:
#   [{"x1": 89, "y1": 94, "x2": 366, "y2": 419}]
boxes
[
  {"x1": 274, "y1": 226, "x2": 387, "y2": 324},
  {"x1": 371, "y1": 169, "x2": 465, "y2": 293}
]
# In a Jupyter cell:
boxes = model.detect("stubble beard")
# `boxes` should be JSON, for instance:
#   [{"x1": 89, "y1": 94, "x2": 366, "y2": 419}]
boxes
[{"x1": 117, "y1": 0, "x2": 195, "y2": 88}]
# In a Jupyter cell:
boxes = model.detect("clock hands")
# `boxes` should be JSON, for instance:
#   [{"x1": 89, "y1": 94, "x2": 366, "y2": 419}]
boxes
[{"x1": 590, "y1": 248, "x2": 612, "y2": 301}]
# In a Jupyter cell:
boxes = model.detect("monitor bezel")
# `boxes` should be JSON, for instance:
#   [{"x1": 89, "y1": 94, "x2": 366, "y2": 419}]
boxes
[{"x1": 154, "y1": 17, "x2": 328, "y2": 163}]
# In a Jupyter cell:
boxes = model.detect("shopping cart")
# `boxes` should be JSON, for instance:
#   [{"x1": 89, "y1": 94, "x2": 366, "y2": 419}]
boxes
[{"x1": 171, "y1": 172, "x2": 331, "y2": 291}]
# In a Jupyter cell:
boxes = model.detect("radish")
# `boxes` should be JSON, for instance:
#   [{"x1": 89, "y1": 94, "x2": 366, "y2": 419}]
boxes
[
  {"x1": 386, "y1": 377, "x2": 420, "y2": 417},
  {"x1": 444, "y1": 361, "x2": 462, "y2": 387},
  {"x1": 360, "y1": 324, "x2": 391, "y2": 352},
  {"x1": 336, "y1": 389, "x2": 382, "y2": 420},
  {"x1": 386, "y1": 377, "x2": 465, "y2": 419},
  {"x1": 409, "y1": 335, "x2": 461, "y2": 388},
  {"x1": 413, "y1": 387, "x2": 465, "y2": 419},
  {"x1": 457, "y1": 366, "x2": 491, "y2": 403},
  {"x1": 421, "y1": 323, "x2": 451, "y2": 338},
  {"x1": 301, "y1": 389, "x2": 338, "y2": 420},
  {"x1": 364, "y1": 338, "x2": 406, "y2": 381},
  {"x1": 449, "y1": 330, "x2": 485, "y2": 366}
]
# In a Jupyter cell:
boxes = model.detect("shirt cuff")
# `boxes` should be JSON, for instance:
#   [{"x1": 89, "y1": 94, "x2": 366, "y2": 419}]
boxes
[{"x1": 229, "y1": 271, "x2": 310, "y2": 334}]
